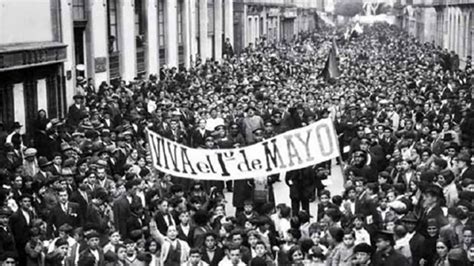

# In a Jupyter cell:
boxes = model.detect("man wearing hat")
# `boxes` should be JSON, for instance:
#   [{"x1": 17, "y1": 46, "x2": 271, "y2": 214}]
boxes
[
  {"x1": 418, "y1": 185, "x2": 448, "y2": 233},
  {"x1": 372, "y1": 230, "x2": 410, "y2": 265},
  {"x1": 67, "y1": 94, "x2": 87, "y2": 127},
  {"x1": 23, "y1": 148, "x2": 38, "y2": 177},
  {"x1": 214, "y1": 125, "x2": 233, "y2": 148},
  {"x1": 458, "y1": 152, "x2": 474, "y2": 180},
  {"x1": 227, "y1": 122, "x2": 245, "y2": 146},
  {"x1": 352, "y1": 243, "x2": 373, "y2": 265},
  {"x1": 78, "y1": 230, "x2": 105, "y2": 265},
  {"x1": 400, "y1": 212, "x2": 425, "y2": 266},
  {"x1": 0, "y1": 206, "x2": 16, "y2": 257},
  {"x1": 9, "y1": 193, "x2": 35, "y2": 265},
  {"x1": 242, "y1": 106, "x2": 264, "y2": 144},
  {"x1": 33, "y1": 156, "x2": 52, "y2": 186}
]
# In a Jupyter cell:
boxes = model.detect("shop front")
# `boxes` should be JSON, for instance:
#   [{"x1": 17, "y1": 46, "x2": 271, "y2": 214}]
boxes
[{"x1": 0, "y1": 42, "x2": 67, "y2": 138}]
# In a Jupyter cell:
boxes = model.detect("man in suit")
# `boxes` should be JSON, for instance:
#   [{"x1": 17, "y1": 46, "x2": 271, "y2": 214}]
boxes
[
  {"x1": 34, "y1": 156, "x2": 52, "y2": 187},
  {"x1": 0, "y1": 207, "x2": 17, "y2": 258},
  {"x1": 67, "y1": 94, "x2": 87, "y2": 127},
  {"x1": 201, "y1": 232, "x2": 225, "y2": 266},
  {"x1": 47, "y1": 189, "x2": 82, "y2": 237},
  {"x1": 78, "y1": 230, "x2": 105, "y2": 266},
  {"x1": 163, "y1": 118, "x2": 188, "y2": 144},
  {"x1": 113, "y1": 179, "x2": 141, "y2": 238},
  {"x1": 177, "y1": 210, "x2": 195, "y2": 246},
  {"x1": 9, "y1": 194, "x2": 35, "y2": 265},
  {"x1": 95, "y1": 167, "x2": 115, "y2": 191},
  {"x1": 458, "y1": 152, "x2": 474, "y2": 180},
  {"x1": 401, "y1": 212, "x2": 425, "y2": 266},
  {"x1": 69, "y1": 178, "x2": 90, "y2": 222},
  {"x1": 418, "y1": 185, "x2": 448, "y2": 235},
  {"x1": 154, "y1": 198, "x2": 176, "y2": 235}
]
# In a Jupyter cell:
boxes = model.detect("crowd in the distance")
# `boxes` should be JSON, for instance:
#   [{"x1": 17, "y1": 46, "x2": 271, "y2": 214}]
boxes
[{"x1": 0, "y1": 22, "x2": 474, "y2": 266}]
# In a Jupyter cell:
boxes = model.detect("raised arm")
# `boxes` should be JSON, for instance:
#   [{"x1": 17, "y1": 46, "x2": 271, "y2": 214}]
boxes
[{"x1": 149, "y1": 219, "x2": 165, "y2": 245}]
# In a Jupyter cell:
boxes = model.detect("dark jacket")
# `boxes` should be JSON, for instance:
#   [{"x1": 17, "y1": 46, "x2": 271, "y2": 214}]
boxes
[
  {"x1": 201, "y1": 247, "x2": 225, "y2": 266},
  {"x1": 47, "y1": 202, "x2": 82, "y2": 236},
  {"x1": 112, "y1": 195, "x2": 141, "y2": 237},
  {"x1": 409, "y1": 233, "x2": 425, "y2": 266},
  {"x1": 372, "y1": 248, "x2": 410, "y2": 266}
]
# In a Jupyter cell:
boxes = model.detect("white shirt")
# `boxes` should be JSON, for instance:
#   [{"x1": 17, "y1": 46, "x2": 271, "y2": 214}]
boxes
[
  {"x1": 21, "y1": 209, "x2": 30, "y2": 225},
  {"x1": 218, "y1": 257, "x2": 246, "y2": 266},
  {"x1": 180, "y1": 224, "x2": 190, "y2": 237},
  {"x1": 90, "y1": 249, "x2": 100, "y2": 262}
]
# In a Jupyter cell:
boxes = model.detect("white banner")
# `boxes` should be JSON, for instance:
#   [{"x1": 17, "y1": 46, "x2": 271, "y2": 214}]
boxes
[{"x1": 147, "y1": 118, "x2": 340, "y2": 180}]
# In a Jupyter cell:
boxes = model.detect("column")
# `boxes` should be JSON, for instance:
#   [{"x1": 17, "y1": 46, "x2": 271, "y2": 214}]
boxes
[
  {"x1": 451, "y1": 10, "x2": 456, "y2": 51},
  {"x1": 118, "y1": 0, "x2": 137, "y2": 81},
  {"x1": 146, "y1": 0, "x2": 159, "y2": 75},
  {"x1": 190, "y1": 0, "x2": 198, "y2": 63},
  {"x1": 224, "y1": 0, "x2": 233, "y2": 44},
  {"x1": 88, "y1": 0, "x2": 109, "y2": 88},
  {"x1": 255, "y1": 16, "x2": 259, "y2": 42},
  {"x1": 59, "y1": 0, "x2": 75, "y2": 105},
  {"x1": 13, "y1": 83, "x2": 26, "y2": 135},
  {"x1": 199, "y1": 0, "x2": 209, "y2": 59},
  {"x1": 37, "y1": 79, "x2": 48, "y2": 115},
  {"x1": 165, "y1": 0, "x2": 178, "y2": 67},
  {"x1": 243, "y1": 4, "x2": 248, "y2": 47},
  {"x1": 214, "y1": 0, "x2": 223, "y2": 62},
  {"x1": 183, "y1": 0, "x2": 192, "y2": 68},
  {"x1": 455, "y1": 10, "x2": 460, "y2": 54}
]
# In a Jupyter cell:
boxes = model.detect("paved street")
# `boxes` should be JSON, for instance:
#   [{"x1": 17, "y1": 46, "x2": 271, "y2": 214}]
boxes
[{"x1": 225, "y1": 159, "x2": 345, "y2": 220}]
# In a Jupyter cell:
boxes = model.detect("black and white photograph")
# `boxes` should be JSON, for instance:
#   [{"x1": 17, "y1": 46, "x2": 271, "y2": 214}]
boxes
[{"x1": 0, "y1": 0, "x2": 474, "y2": 265}]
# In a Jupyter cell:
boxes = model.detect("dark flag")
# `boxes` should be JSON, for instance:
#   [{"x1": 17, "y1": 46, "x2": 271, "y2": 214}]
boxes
[{"x1": 320, "y1": 40, "x2": 340, "y2": 80}]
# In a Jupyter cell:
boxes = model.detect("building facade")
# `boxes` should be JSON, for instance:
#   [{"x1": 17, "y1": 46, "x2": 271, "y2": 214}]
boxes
[
  {"x1": 234, "y1": 0, "x2": 318, "y2": 53},
  {"x1": 402, "y1": 0, "x2": 474, "y2": 66},
  {"x1": 0, "y1": 0, "x2": 318, "y2": 130}
]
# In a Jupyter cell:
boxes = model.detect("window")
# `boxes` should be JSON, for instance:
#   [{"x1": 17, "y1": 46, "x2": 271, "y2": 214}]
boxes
[
  {"x1": 135, "y1": 0, "x2": 145, "y2": 48},
  {"x1": 177, "y1": 0, "x2": 183, "y2": 45},
  {"x1": 72, "y1": 0, "x2": 87, "y2": 21},
  {"x1": 196, "y1": 0, "x2": 200, "y2": 56},
  {"x1": 208, "y1": 0, "x2": 214, "y2": 35},
  {"x1": 196, "y1": 0, "x2": 200, "y2": 37},
  {"x1": 107, "y1": 0, "x2": 119, "y2": 53},
  {"x1": 158, "y1": 0, "x2": 165, "y2": 47}
]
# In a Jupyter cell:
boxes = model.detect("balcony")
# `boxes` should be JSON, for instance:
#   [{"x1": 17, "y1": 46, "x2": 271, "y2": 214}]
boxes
[{"x1": 412, "y1": 0, "x2": 433, "y2": 6}]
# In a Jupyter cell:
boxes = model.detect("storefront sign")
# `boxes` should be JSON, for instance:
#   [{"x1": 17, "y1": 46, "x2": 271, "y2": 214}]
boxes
[
  {"x1": 95, "y1": 57, "x2": 107, "y2": 73},
  {"x1": 283, "y1": 8, "x2": 297, "y2": 18},
  {"x1": 148, "y1": 118, "x2": 340, "y2": 180},
  {"x1": 268, "y1": 8, "x2": 280, "y2": 17},
  {"x1": 0, "y1": 43, "x2": 67, "y2": 71}
]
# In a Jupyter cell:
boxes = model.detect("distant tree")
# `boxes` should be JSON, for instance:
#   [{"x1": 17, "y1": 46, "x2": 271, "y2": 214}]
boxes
[{"x1": 334, "y1": 0, "x2": 364, "y2": 17}]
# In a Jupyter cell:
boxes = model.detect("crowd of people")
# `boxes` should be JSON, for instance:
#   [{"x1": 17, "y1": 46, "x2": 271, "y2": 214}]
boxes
[{"x1": 0, "y1": 22, "x2": 473, "y2": 266}]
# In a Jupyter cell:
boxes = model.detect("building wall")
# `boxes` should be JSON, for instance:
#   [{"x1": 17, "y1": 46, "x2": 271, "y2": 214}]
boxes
[
  {"x1": 402, "y1": 0, "x2": 474, "y2": 67},
  {"x1": 0, "y1": 0, "x2": 319, "y2": 130},
  {"x1": 0, "y1": 0, "x2": 69, "y2": 135},
  {"x1": 0, "y1": 0, "x2": 54, "y2": 44}
]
